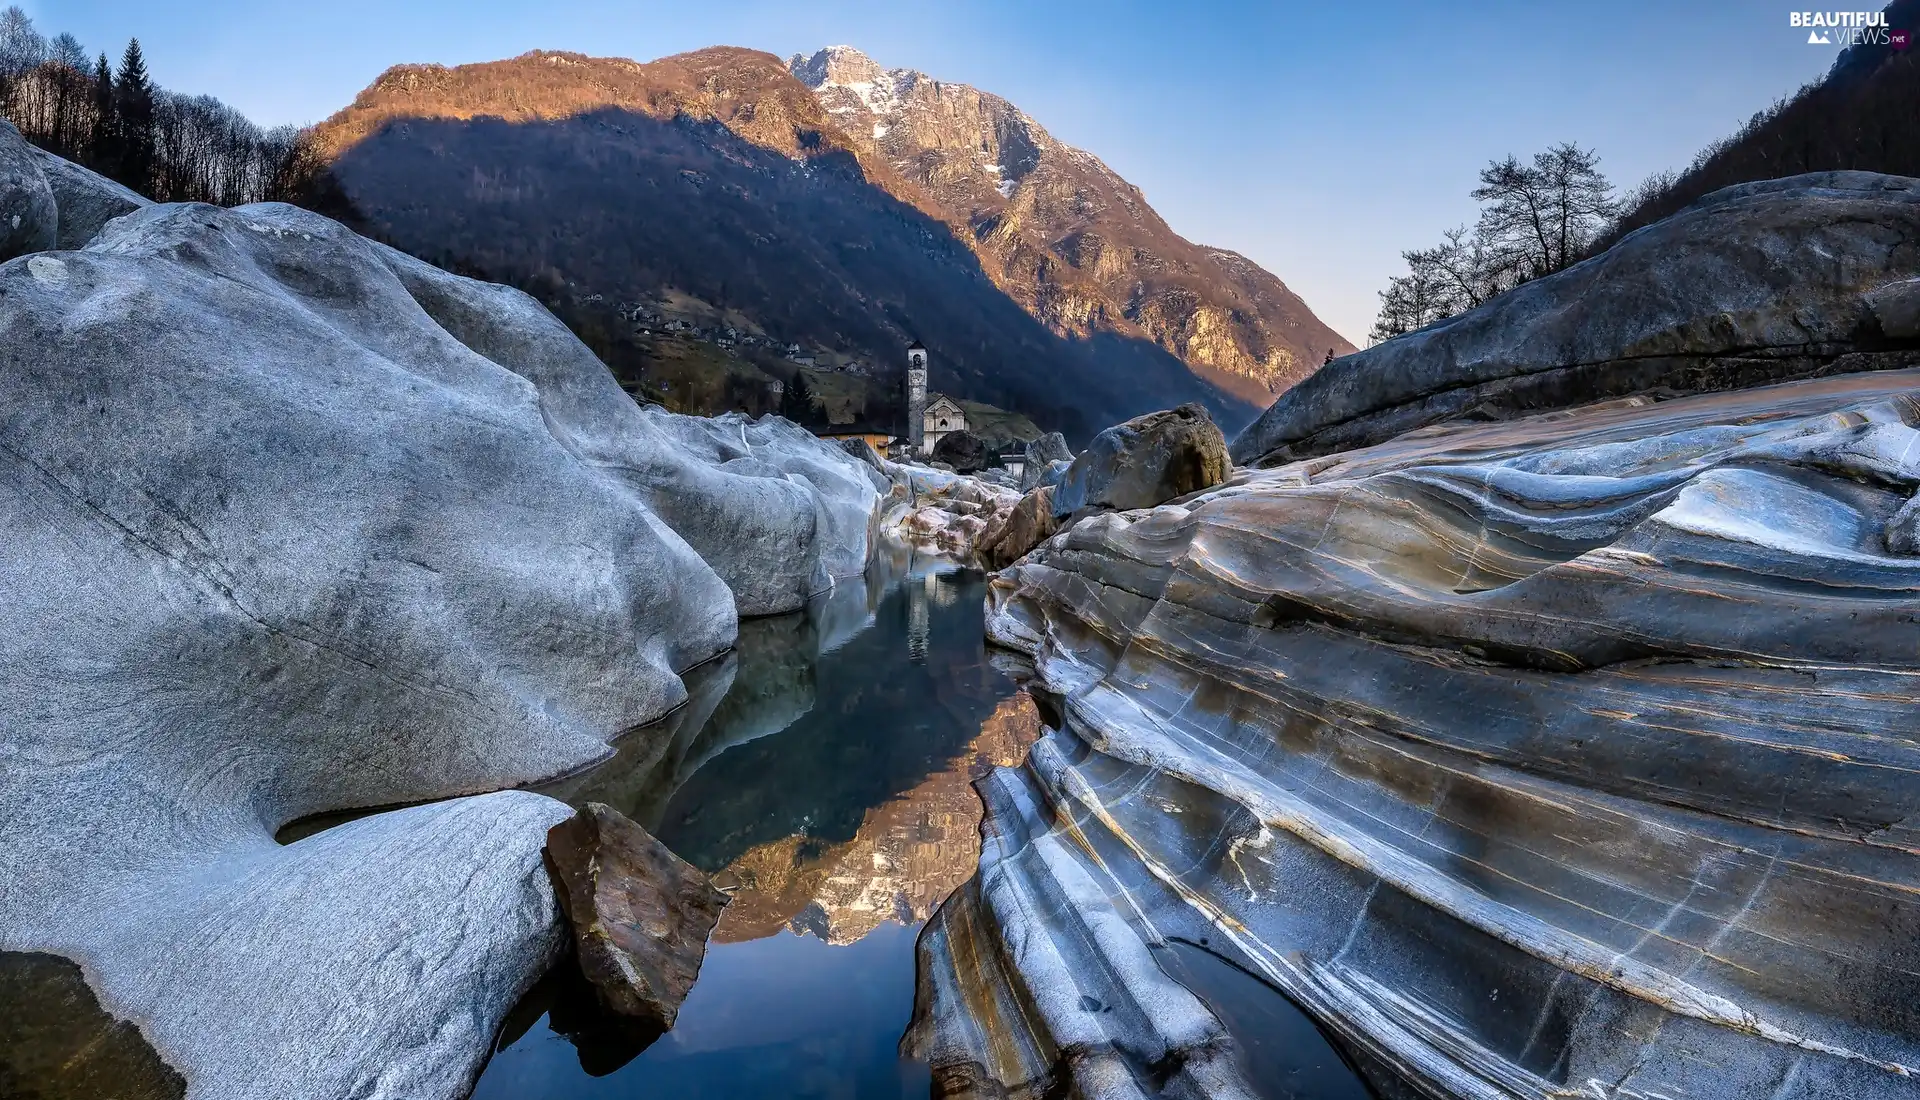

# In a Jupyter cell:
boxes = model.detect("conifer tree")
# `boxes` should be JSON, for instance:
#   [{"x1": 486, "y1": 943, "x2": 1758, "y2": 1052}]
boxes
[
  {"x1": 114, "y1": 38, "x2": 154, "y2": 193},
  {"x1": 88, "y1": 52, "x2": 116, "y2": 173}
]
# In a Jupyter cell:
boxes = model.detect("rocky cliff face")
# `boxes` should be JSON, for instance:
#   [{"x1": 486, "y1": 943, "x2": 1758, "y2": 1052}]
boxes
[
  {"x1": 788, "y1": 46, "x2": 1352, "y2": 405},
  {"x1": 309, "y1": 46, "x2": 1347, "y2": 437},
  {"x1": 911, "y1": 174, "x2": 1920, "y2": 1099}
]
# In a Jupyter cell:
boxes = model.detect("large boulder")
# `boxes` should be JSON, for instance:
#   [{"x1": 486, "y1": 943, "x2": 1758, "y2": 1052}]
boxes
[
  {"x1": 0, "y1": 173, "x2": 881, "y2": 1099},
  {"x1": 931, "y1": 428, "x2": 988, "y2": 473},
  {"x1": 28, "y1": 145, "x2": 149, "y2": 249},
  {"x1": 544, "y1": 804, "x2": 728, "y2": 1028},
  {"x1": 1051, "y1": 403, "x2": 1229, "y2": 518},
  {"x1": 976, "y1": 484, "x2": 1059, "y2": 569},
  {"x1": 924, "y1": 356, "x2": 1920, "y2": 1095},
  {"x1": 1018, "y1": 431, "x2": 1072, "y2": 491},
  {"x1": 1234, "y1": 172, "x2": 1920, "y2": 465},
  {"x1": 0, "y1": 121, "x2": 57, "y2": 261}
]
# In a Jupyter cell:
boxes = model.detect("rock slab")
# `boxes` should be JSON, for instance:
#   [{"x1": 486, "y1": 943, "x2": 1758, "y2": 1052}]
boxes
[
  {"x1": 545, "y1": 804, "x2": 728, "y2": 1028},
  {"x1": 1233, "y1": 171, "x2": 1920, "y2": 465}
]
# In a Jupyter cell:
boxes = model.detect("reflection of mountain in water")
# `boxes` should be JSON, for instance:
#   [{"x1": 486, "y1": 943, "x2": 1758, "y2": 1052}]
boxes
[
  {"x1": 712, "y1": 691, "x2": 1041, "y2": 945},
  {"x1": 533, "y1": 541, "x2": 1028, "y2": 946}
]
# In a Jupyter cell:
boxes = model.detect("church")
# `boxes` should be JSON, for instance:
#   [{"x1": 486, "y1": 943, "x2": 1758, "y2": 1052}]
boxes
[{"x1": 905, "y1": 340, "x2": 967, "y2": 456}]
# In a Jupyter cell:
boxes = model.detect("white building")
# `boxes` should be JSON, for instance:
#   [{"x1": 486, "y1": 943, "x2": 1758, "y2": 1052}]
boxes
[{"x1": 922, "y1": 394, "x2": 967, "y2": 454}]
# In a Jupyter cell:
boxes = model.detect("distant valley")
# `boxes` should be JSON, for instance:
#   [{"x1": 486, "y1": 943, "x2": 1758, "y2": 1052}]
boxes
[{"x1": 311, "y1": 45, "x2": 1352, "y2": 439}]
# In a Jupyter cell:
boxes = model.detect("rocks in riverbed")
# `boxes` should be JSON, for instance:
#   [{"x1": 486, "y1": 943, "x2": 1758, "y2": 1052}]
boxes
[
  {"x1": 1051, "y1": 402, "x2": 1229, "y2": 518},
  {"x1": 927, "y1": 375, "x2": 1920, "y2": 1100},
  {"x1": 0, "y1": 121, "x2": 57, "y2": 260},
  {"x1": 920, "y1": 173, "x2": 1920, "y2": 1100},
  {"x1": 545, "y1": 804, "x2": 728, "y2": 1028},
  {"x1": 1233, "y1": 171, "x2": 1920, "y2": 465},
  {"x1": 1018, "y1": 432, "x2": 1073, "y2": 491},
  {"x1": 0, "y1": 153, "x2": 882, "y2": 1100},
  {"x1": 976, "y1": 485, "x2": 1059, "y2": 570}
]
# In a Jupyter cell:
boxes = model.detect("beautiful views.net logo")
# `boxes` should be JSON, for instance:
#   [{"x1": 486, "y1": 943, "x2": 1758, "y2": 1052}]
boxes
[{"x1": 1789, "y1": 10, "x2": 1897, "y2": 45}]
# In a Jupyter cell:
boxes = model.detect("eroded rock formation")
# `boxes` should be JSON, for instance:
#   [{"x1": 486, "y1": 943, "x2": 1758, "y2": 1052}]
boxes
[
  {"x1": 1234, "y1": 172, "x2": 1920, "y2": 465},
  {"x1": 913, "y1": 174, "x2": 1920, "y2": 1100},
  {"x1": 0, "y1": 153, "x2": 882, "y2": 1099}
]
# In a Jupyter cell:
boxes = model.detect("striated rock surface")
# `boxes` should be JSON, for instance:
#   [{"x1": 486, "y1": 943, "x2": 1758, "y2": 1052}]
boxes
[
  {"x1": 915, "y1": 365, "x2": 1920, "y2": 1098},
  {"x1": 1051, "y1": 402, "x2": 1230, "y2": 518},
  {"x1": 880, "y1": 461, "x2": 1021, "y2": 560},
  {"x1": 545, "y1": 804, "x2": 728, "y2": 1028},
  {"x1": 1234, "y1": 172, "x2": 1920, "y2": 465},
  {"x1": 0, "y1": 160, "x2": 882, "y2": 1100}
]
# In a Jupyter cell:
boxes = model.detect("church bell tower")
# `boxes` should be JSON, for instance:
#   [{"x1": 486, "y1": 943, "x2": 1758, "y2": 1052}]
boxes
[{"x1": 905, "y1": 339, "x2": 928, "y2": 455}]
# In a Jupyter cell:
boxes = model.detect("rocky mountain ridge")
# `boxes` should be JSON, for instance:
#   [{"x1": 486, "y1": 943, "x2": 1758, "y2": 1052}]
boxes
[
  {"x1": 787, "y1": 45, "x2": 1353, "y2": 403},
  {"x1": 308, "y1": 45, "x2": 1347, "y2": 437}
]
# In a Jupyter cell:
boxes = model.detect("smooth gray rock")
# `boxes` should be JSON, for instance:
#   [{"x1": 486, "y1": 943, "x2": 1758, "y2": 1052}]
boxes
[
  {"x1": 926, "y1": 367, "x2": 1920, "y2": 1099},
  {"x1": 372, "y1": 242, "x2": 884, "y2": 616},
  {"x1": 1050, "y1": 403, "x2": 1230, "y2": 518},
  {"x1": 0, "y1": 185, "x2": 879, "y2": 1099},
  {"x1": 0, "y1": 120, "x2": 57, "y2": 260},
  {"x1": 29, "y1": 144, "x2": 149, "y2": 249},
  {"x1": 1233, "y1": 172, "x2": 1920, "y2": 465}
]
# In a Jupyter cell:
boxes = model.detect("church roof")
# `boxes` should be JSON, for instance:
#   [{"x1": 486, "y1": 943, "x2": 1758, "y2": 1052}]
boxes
[{"x1": 907, "y1": 338, "x2": 926, "y2": 352}]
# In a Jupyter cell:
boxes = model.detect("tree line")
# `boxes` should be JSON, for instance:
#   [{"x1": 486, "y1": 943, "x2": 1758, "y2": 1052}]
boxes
[{"x1": 0, "y1": 6, "x2": 330, "y2": 206}]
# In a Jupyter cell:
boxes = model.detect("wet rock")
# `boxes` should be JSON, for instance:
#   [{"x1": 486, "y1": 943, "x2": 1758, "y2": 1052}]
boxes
[
  {"x1": 932, "y1": 429, "x2": 988, "y2": 473},
  {"x1": 1018, "y1": 432, "x2": 1072, "y2": 491},
  {"x1": 545, "y1": 804, "x2": 728, "y2": 1027},
  {"x1": 925, "y1": 367, "x2": 1920, "y2": 1099},
  {"x1": 1051, "y1": 402, "x2": 1229, "y2": 518},
  {"x1": 977, "y1": 484, "x2": 1059, "y2": 569},
  {"x1": 0, "y1": 120, "x2": 57, "y2": 260},
  {"x1": 1233, "y1": 171, "x2": 1920, "y2": 465},
  {"x1": 29, "y1": 145, "x2": 148, "y2": 249}
]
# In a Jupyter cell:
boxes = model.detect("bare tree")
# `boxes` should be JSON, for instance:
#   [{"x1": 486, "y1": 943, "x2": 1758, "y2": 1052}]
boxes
[
  {"x1": 1372, "y1": 143, "x2": 1615, "y2": 343},
  {"x1": 1472, "y1": 143, "x2": 1615, "y2": 279}
]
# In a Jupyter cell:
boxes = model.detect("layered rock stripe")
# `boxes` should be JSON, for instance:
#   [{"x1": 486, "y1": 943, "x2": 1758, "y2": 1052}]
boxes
[{"x1": 912, "y1": 174, "x2": 1920, "y2": 1099}]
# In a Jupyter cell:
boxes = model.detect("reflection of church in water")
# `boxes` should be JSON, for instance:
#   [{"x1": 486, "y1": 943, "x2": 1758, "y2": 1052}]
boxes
[{"x1": 905, "y1": 568, "x2": 957, "y2": 665}]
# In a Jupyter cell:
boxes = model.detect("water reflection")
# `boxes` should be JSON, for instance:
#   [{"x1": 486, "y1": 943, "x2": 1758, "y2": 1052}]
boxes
[{"x1": 475, "y1": 543, "x2": 1034, "y2": 1099}]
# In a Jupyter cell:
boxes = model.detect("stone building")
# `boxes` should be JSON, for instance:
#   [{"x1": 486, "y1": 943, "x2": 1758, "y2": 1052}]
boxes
[{"x1": 922, "y1": 395, "x2": 967, "y2": 454}]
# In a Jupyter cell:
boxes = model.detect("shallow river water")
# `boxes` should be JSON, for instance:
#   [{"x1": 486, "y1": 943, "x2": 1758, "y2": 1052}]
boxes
[
  {"x1": 469, "y1": 547, "x2": 1375, "y2": 1100},
  {"x1": 473, "y1": 552, "x2": 1032, "y2": 1099}
]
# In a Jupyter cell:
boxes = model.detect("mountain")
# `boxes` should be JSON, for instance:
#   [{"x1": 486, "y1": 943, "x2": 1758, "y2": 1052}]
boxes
[
  {"x1": 786, "y1": 46, "x2": 1352, "y2": 405},
  {"x1": 311, "y1": 46, "x2": 1348, "y2": 438}
]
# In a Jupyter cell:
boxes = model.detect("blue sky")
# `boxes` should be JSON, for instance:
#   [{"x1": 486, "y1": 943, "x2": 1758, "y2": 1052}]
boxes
[{"x1": 33, "y1": 0, "x2": 1837, "y2": 343}]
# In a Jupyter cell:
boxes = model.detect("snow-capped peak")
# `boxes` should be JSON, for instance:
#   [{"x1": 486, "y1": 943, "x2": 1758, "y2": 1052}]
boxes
[{"x1": 787, "y1": 45, "x2": 923, "y2": 116}]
